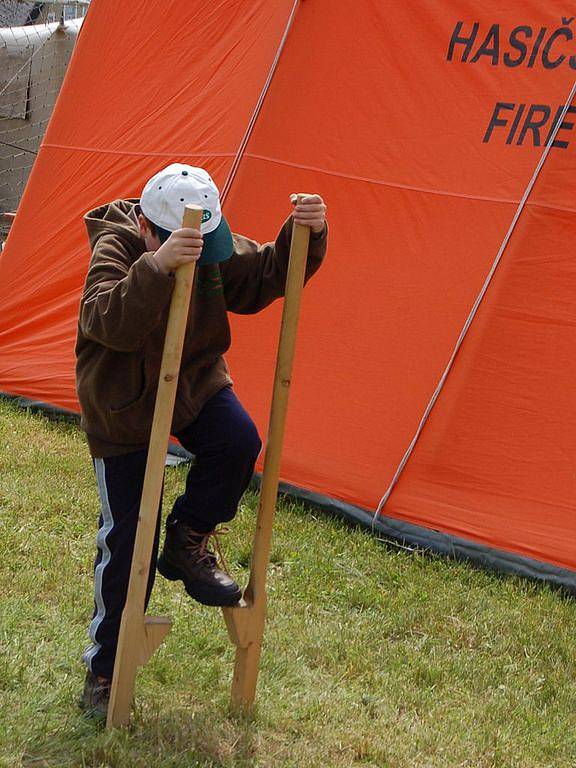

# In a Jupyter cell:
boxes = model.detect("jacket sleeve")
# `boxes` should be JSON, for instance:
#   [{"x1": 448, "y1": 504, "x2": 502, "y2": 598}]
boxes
[
  {"x1": 79, "y1": 235, "x2": 175, "y2": 351},
  {"x1": 219, "y1": 215, "x2": 327, "y2": 314}
]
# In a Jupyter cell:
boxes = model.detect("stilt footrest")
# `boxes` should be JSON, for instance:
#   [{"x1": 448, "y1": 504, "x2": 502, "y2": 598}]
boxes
[{"x1": 139, "y1": 615, "x2": 173, "y2": 666}]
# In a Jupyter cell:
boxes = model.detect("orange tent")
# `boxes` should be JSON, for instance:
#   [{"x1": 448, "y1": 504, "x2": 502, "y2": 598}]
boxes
[{"x1": 1, "y1": 0, "x2": 575, "y2": 590}]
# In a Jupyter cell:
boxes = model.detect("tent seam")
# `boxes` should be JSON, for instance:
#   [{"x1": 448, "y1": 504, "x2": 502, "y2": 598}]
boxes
[
  {"x1": 244, "y1": 152, "x2": 520, "y2": 205},
  {"x1": 38, "y1": 146, "x2": 576, "y2": 215},
  {"x1": 243, "y1": 152, "x2": 576, "y2": 214},
  {"x1": 40, "y1": 144, "x2": 236, "y2": 159}
]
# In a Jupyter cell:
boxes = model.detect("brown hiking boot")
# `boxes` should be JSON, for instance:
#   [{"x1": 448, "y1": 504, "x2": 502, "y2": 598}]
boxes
[
  {"x1": 157, "y1": 520, "x2": 241, "y2": 606},
  {"x1": 79, "y1": 670, "x2": 111, "y2": 721}
]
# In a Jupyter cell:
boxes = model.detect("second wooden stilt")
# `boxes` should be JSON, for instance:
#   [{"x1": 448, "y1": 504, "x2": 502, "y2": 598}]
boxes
[{"x1": 223, "y1": 206, "x2": 311, "y2": 713}]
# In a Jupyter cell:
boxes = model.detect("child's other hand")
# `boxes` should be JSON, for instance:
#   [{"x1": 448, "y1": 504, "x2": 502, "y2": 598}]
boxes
[
  {"x1": 290, "y1": 194, "x2": 327, "y2": 233},
  {"x1": 153, "y1": 228, "x2": 203, "y2": 275}
]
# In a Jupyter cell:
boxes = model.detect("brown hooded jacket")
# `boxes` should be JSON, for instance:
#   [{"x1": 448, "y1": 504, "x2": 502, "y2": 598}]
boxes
[{"x1": 75, "y1": 199, "x2": 327, "y2": 457}]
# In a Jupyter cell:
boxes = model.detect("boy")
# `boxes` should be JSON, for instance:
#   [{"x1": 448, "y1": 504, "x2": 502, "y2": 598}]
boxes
[{"x1": 76, "y1": 164, "x2": 327, "y2": 717}]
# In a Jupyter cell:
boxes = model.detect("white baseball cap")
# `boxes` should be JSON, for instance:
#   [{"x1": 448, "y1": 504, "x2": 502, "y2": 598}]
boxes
[{"x1": 139, "y1": 163, "x2": 233, "y2": 264}]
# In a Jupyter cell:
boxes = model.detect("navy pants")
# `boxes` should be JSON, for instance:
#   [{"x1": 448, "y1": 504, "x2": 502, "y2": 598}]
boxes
[{"x1": 83, "y1": 386, "x2": 262, "y2": 678}]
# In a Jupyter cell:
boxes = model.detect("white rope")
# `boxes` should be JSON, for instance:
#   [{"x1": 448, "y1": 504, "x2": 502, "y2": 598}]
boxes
[
  {"x1": 373, "y1": 79, "x2": 576, "y2": 525},
  {"x1": 0, "y1": 29, "x2": 56, "y2": 102},
  {"x1": 220, "y1": 0, "x2": 301, "y2": 204}
]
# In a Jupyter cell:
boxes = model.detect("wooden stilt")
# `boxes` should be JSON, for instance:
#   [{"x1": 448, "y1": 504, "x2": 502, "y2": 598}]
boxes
[
  {"x1": 106, "y1": 205, "x2": 203, "y2": 728},
  {"x1": 223, "y1": 205, "x2": 311, "y2": 713}
]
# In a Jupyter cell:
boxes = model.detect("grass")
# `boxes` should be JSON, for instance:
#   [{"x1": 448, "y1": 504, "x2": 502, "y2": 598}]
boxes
[{"x1": 0, "y1": 399, "x2": 575, "y2": 768}]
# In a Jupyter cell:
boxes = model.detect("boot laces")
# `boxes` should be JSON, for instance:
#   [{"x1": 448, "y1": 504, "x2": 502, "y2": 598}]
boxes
[
  {"x1": 184, "y1": 527, "x2": 231, "y2": 574},
  {"x1": 95, "y1": 675, "x2": 111, "y2": 694}
]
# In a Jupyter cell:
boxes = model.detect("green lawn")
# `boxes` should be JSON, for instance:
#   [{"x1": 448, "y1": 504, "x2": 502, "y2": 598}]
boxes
[{"x1": 0, "y1": 400, "x2": 574, "y2": 768}]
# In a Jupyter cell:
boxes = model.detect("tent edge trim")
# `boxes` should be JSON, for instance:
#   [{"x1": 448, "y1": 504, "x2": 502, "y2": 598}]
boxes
[{"x1": 255, "y1": 477, "x2": 576, "y2": 596}]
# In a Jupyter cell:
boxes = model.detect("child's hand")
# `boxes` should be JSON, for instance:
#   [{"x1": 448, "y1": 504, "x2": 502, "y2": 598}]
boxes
[
  {"x1": 290, "y1": 194, "x2": 327, "y2": 233},
  {"x1": 153, "y1": 228, "x2": 203, "y2": 275}
]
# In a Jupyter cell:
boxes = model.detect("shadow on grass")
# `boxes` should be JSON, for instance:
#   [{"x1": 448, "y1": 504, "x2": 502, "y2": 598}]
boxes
[{"x1": 20, "y1": 702, "x2": 259, "y2": 768}]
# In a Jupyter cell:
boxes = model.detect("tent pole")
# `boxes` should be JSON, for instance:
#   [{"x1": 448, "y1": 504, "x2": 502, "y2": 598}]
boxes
[
  {"x1": 222, "y1": 205, "x2": 311, "y2": 712},
  {"x1": 106, "y1": 205, "x2": 203, "y2": 728}
]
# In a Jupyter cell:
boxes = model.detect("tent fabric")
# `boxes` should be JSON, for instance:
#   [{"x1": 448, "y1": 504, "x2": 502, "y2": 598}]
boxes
[
  {"x1": 0, "y1": 0, "x2": 575, "y2": 587},
  {"x1": 375, "y1": 85, "x2": 576, "y2": 517}
]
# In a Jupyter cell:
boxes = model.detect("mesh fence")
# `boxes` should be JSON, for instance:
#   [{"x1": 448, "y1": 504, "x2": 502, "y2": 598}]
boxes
[{"x1": 0, "y1": 1, "x2": 88, "y2": 241}]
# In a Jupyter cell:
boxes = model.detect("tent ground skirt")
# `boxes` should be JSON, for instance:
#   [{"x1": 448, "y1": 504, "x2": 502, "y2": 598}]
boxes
[
  {"x1": 4, "y1": 391, "x2": 574, "y2": 595},
  {"x1": 259, "y1": 478, "x2": 576, "y2": 596}
]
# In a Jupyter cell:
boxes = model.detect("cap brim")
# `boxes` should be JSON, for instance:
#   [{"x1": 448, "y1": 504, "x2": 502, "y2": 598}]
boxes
[
  {"x1": 199, "y1": 216, "x2": 233, "y2": 265},
  {"x1": 155, "y1": 216, "x2": 234, "y2": 265}
]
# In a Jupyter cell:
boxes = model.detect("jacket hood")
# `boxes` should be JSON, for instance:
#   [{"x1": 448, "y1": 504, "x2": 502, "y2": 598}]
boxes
[{"x1": 84, "y1": 198, "x2": 143, "y2": 250}]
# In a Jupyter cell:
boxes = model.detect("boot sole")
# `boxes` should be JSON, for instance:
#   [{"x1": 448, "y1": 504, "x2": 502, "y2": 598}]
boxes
[{"x1": 157, "y1": 555, "x2": 242, "y2": 607}]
